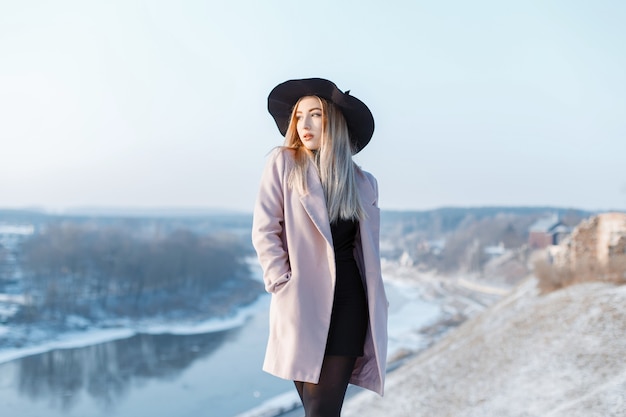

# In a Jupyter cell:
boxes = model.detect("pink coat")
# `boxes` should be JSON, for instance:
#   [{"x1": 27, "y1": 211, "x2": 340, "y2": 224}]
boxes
[{"x1": 251, "y1": 148, "x2": 388, "y2": 395}]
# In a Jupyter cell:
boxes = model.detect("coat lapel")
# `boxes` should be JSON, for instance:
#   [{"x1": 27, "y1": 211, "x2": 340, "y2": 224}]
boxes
[
  {"x1": 356, "y1": 168, "x2": 378, "y2": 213},
  {"x1": 299, "y1": 163, "x2": 333, "y2": 246},
  {"x1": 300, "y1": 164, "x2": 378, "y2": 246}
]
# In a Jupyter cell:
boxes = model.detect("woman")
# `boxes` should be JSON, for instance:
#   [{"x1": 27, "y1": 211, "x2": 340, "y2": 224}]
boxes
[{"x1": 252, "y1": 78, "x2": 388, "y2": 416}]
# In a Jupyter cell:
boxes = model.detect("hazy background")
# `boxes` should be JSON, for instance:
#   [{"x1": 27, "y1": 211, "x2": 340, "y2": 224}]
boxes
[{"x1": 1, "y1": 0, "x2": 625, "y2": 213}]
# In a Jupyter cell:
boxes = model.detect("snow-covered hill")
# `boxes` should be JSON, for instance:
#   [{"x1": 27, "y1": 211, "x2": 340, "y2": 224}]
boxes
[{"x1": 342, "y1": 277, "x2": 626, "y2": 416}]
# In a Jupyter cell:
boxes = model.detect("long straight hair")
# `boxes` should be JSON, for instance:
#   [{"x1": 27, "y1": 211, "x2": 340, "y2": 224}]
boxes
[{"x1": 282, "y1": 96, "x2": 364, "y2": 223}]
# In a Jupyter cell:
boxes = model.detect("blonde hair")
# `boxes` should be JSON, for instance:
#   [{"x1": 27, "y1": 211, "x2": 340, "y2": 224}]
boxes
[{"x1": 282, "y1": 96, "x2": 364, "y2": 223}]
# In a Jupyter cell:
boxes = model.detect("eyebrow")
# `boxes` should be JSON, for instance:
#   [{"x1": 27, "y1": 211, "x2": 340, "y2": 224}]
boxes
[{"x1": 296, "y1": 107, "x2": 322, "y2": 114}]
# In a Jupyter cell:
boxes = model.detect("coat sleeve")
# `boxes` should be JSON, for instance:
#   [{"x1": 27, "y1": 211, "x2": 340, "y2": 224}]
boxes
[{"x1": 251, "y1": 149, "x2": 292, "y2": 293}]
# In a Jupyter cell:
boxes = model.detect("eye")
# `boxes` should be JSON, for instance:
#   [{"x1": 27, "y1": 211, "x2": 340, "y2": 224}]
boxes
[{"x1": 312, "y1": 112, "x2": 322, "y2": 117}]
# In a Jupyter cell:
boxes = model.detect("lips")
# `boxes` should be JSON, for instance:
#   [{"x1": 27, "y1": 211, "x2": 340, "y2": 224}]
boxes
[{"x1": 302, "y1": 134, "x2": 313, "y2": 140}]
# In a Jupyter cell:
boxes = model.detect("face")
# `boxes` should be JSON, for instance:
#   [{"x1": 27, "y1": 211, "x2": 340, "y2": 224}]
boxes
[{"x1": 295, "y1": 96, "x2": 323, "y2": 151}]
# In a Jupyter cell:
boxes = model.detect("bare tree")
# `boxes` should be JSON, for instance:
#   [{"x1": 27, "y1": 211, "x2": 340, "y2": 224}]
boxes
[{"x1": 18, "y1": 224, "x2": 255, "y2": 321}]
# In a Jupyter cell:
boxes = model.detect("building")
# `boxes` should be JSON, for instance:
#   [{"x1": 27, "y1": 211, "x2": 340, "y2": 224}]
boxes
[{"x1": 528, "y1": 214, "x2": 570, "y2": 249}]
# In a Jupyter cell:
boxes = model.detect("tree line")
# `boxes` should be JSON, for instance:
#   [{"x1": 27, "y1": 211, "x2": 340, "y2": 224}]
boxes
[{"x1": 17, "y1": 223, "x2": 257, "y2": 322}]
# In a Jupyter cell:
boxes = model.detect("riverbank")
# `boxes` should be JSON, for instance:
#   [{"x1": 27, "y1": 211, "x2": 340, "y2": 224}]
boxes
[
  {"x1": 0, "y1": 293, "x2": 267, "y2": 365},
  {"x1": 0, "y1": 256, "x2": 264, "y2": 359}
]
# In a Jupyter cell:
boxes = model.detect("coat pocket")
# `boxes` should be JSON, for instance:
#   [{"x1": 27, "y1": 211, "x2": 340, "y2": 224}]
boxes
[{"x1": 267, "y1": 271, "x2": 291, "y2": 293}]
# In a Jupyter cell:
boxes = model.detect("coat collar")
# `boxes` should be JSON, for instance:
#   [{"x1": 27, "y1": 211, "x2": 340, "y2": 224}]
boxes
[{"x1": 299, "y1": 163, "x2": 377, "y2": 247}]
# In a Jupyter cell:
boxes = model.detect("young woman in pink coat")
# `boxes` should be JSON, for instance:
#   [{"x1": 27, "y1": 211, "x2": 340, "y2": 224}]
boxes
[{"x1": 252, "y1": 78, "x2": 388, "y2": 416}]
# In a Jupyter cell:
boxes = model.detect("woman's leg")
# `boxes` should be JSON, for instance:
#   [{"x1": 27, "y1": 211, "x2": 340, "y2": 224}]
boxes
[
  {"x1": 294, "y1": 380, "x2": 304, "y2": 403},
  {"x1": 297, "y1": 355, "x2": 357, "y2": 417}
]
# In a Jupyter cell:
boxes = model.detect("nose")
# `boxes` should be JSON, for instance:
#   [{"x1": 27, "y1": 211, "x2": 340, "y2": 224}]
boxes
[{"x1": 301, "y1": 114, "x2": 311, "y2": 129}]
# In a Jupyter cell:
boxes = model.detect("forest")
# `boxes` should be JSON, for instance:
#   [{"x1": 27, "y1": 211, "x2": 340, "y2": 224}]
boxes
[{"x1": 14, "y1": 222, "x2": 259, "y2": 323}]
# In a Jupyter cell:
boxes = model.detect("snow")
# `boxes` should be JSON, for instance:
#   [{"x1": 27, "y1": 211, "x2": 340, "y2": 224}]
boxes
[
  {"x1": 0, "y1": 223, "x2": 34, "y2": 235},
  {"x1": 0, "y1": 303, "x2": 18, "y2": 319},
  {"x1": 384, "y1": 279, "x2": 441, "y2": 359},
  {"x1": 341, "y1": 280, "x2": 626, "y2": 416},
  {"x1": 0, "y1": 294, "x2": 26, "y2": 304},
  {"x1": 0, "y1": 294, "x2": 269, "y2": 365},
  {"x1": 232, "y1": 390, "x2": 302, "y2": 417},
  {"x1": 0, "y1": 327, "x2": 136, "y2": 364},
  {"x1": 137, "y1": 295, "x2": 268, "y2": 336}
]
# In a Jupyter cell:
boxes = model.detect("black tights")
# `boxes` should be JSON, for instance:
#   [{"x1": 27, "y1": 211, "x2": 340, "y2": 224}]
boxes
[{"x1": 294, "y1": 355, "x2": 357, "y2": 417}]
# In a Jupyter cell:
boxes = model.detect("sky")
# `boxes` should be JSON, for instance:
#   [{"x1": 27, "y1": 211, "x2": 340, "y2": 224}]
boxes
[{"x1": 1, "y1": 0, "x2": 625, "y2": 214}]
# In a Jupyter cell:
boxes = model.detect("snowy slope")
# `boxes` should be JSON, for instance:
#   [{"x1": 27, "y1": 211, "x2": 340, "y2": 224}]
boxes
[{"x1": 342, "y1": 277, "x2": 626, "y2": 416}]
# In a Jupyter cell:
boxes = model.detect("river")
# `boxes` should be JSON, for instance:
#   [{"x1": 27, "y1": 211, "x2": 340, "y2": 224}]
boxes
[{"x1": 0, "y1": 276, "x2": 440, "y2": 417}]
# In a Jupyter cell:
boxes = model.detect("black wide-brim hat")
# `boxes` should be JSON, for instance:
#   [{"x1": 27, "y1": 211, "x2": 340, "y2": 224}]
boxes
[{"x1": 267, "y1": 78, "x2": 375, "y2": 153}]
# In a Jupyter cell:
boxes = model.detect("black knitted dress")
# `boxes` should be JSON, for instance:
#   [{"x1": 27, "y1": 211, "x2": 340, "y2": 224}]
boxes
[{"x1": 324, "y1": 218, "x2": 369, "y2": 357}]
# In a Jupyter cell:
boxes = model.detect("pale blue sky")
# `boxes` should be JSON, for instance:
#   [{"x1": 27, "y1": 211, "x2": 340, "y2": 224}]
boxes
[{"x1": 1, "y1": 0, "x2": 625, "y2": 213}]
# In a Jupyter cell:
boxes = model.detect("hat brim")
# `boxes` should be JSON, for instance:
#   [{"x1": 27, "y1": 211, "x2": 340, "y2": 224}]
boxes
[{"x1": 267, "y1": 78, "x2": 374, "y2": 153}]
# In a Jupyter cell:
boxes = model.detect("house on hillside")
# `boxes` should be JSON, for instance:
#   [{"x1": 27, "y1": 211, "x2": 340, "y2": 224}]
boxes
[{"x1": 528, "y1": 214, "x2": 570, "y2": 249}]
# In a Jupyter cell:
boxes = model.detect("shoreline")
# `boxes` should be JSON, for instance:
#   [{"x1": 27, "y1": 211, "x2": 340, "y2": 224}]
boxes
[
  {"x1": 0, "y1": 294, "x2": 269, "y2": 365},
  {"x1": 0, "y1": 257, "x2": 268, "y2": 365}
]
